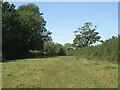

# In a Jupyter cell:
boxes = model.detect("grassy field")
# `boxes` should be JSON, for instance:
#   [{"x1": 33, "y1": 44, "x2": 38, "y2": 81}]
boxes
[{"x1": 2, "y1": 56, "x2": 118, "y2": 88}]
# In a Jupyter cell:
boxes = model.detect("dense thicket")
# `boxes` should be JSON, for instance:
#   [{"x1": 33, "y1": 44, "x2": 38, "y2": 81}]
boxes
[
  {"x1": 67, "y1": 36, "x2": 118, "y2": 62},
  {"x1": 2, "y1": 2, "x2": 51, "y2": 60}
]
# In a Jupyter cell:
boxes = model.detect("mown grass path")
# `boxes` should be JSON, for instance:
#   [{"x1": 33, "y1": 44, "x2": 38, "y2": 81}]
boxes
[{"x1": 2, "y1": 56, "x2": 118, "y2": 88}]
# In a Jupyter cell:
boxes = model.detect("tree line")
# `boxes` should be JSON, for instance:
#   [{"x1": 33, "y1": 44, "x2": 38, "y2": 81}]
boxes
[
  {"x1": 2, "y1": 2, "x2": 66, "y2": 61},
  {"x1": 2, "y1": 2, "x2": 118, "y2": 62}
]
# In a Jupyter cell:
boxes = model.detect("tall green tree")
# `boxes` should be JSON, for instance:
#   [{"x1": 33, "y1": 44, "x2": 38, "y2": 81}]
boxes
[
  {"x1": 16, "y1": 3, "x2": 51, "y2": 51},
  {"x1": 2, "y1": 2, "x2": 23, "y2": 59},
  {"x1": 0, "y1": 1, "x2": 2, "y2": 60},
  {"x1": 73, "y1": 22, "x2": 102, "y2": 47},
  {"x1": 2, "y1": 2, "x2": 51, "y2": 60}
]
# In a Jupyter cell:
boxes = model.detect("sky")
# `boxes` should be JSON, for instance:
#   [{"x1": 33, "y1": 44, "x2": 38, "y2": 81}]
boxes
[{"x1": 11, "y1": 2, "x2": 118, "y2": 45}]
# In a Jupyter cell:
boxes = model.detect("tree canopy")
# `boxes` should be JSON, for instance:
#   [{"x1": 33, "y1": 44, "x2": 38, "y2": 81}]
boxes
[
  {"x1": 44, "y1": 42, "x2": 66, "y2": 56},
  {"x1": 2, "y1": 2, "x2": 51, "y2": 60},
  {"x1": 73, "y1": 22, "x2": 102, "y2": 48}
]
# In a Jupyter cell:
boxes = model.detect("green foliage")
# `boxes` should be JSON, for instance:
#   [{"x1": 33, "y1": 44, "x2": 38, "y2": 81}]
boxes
[
  {"x1": 73, "y1": 22, "x2": 101, "y2": 47},
  {"x1": 64, "y1": 43, "x2": 75, "y2": 55},
  {"x1": 29, "y1": 50, "x2": 44, "y2": 58},
  {"x1": 64, "y1": 43, "x2": 74, "y2": 50},
  {"x1": 2, "y1": 2, "x2": 26, "y2": 60},
  {"x1": 0, "y1": 1, "x2": 2, "y2": 61},
  {"x1": 44, "y1": 42, "x2": 56, "y2": 55},
  {"x1": 2, "y1": 2, "x2": 51, "y2": 60},
  {"x1": 58, "y1": 48, "x2": 66, "y2": 56},
  {"x1": 17, "y1": 3, "x2": 52, "y2": 50},
  {"x1": 44, "y1": 42, "x2": 66, "y2": 56},
  {"x1": 68, "y1": 36, "x2": 118, "y2": 62}
]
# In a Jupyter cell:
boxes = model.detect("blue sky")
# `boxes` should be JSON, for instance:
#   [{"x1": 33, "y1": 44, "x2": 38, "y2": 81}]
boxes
[{"x1": 11, "y1": 2, "x2": 118, "y2": 45}]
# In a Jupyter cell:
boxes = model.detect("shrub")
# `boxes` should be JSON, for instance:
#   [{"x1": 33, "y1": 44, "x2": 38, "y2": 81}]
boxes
[{"x1": 67, "y1": 36, "x2": 118, "y2": 62}]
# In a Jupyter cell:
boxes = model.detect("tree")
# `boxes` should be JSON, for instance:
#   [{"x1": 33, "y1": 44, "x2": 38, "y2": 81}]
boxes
[
  {"x1": 64, "y1": 43, "x2": 74, "y2": 51},
  {"x1": 0, "y1": 1, "x2": 2, "y2": 61},
  {"x1": 2, "y1": 2, "x2": 52, "y2": 60},
  {"x1": 44, "y1": 42, "x2": 66, "y2": 56},
  {"x1": 2, "y1": 2, "x2": 24, "y2": 59},
  {"x1": 16, "y1": 3, "x2": 52, "y2": 51},
  {"x1": 73, "y1": 22, "x2": 101, "y2": 47},
  {"x1": 58, "y1": 48, "x2": 66, "y2": 56},
  {"x1": 44, "y1": 41, "x2": 56, "y2": 55},
  {"x1": 54, "y1": 43, "x2": 66, "y2": 55}
]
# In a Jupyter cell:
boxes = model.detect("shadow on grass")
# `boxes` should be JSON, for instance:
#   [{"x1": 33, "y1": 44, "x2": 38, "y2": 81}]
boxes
[{"x1": 1, "y1": 54, "x2": 64, "y2": 63}]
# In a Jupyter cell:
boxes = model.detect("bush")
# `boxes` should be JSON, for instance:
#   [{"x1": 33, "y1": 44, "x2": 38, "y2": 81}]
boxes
[
  {"x1": 44, "y1": 42, "x2": 66, "y2": 56},
  {"x1": 67, "y1": 36, "x2": 118, "y2": 62}
]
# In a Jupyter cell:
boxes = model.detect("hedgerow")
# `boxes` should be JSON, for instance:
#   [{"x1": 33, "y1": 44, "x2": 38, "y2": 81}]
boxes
[{"x1": 67, "y1": 36, "x2": 118, "y2": 62}]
